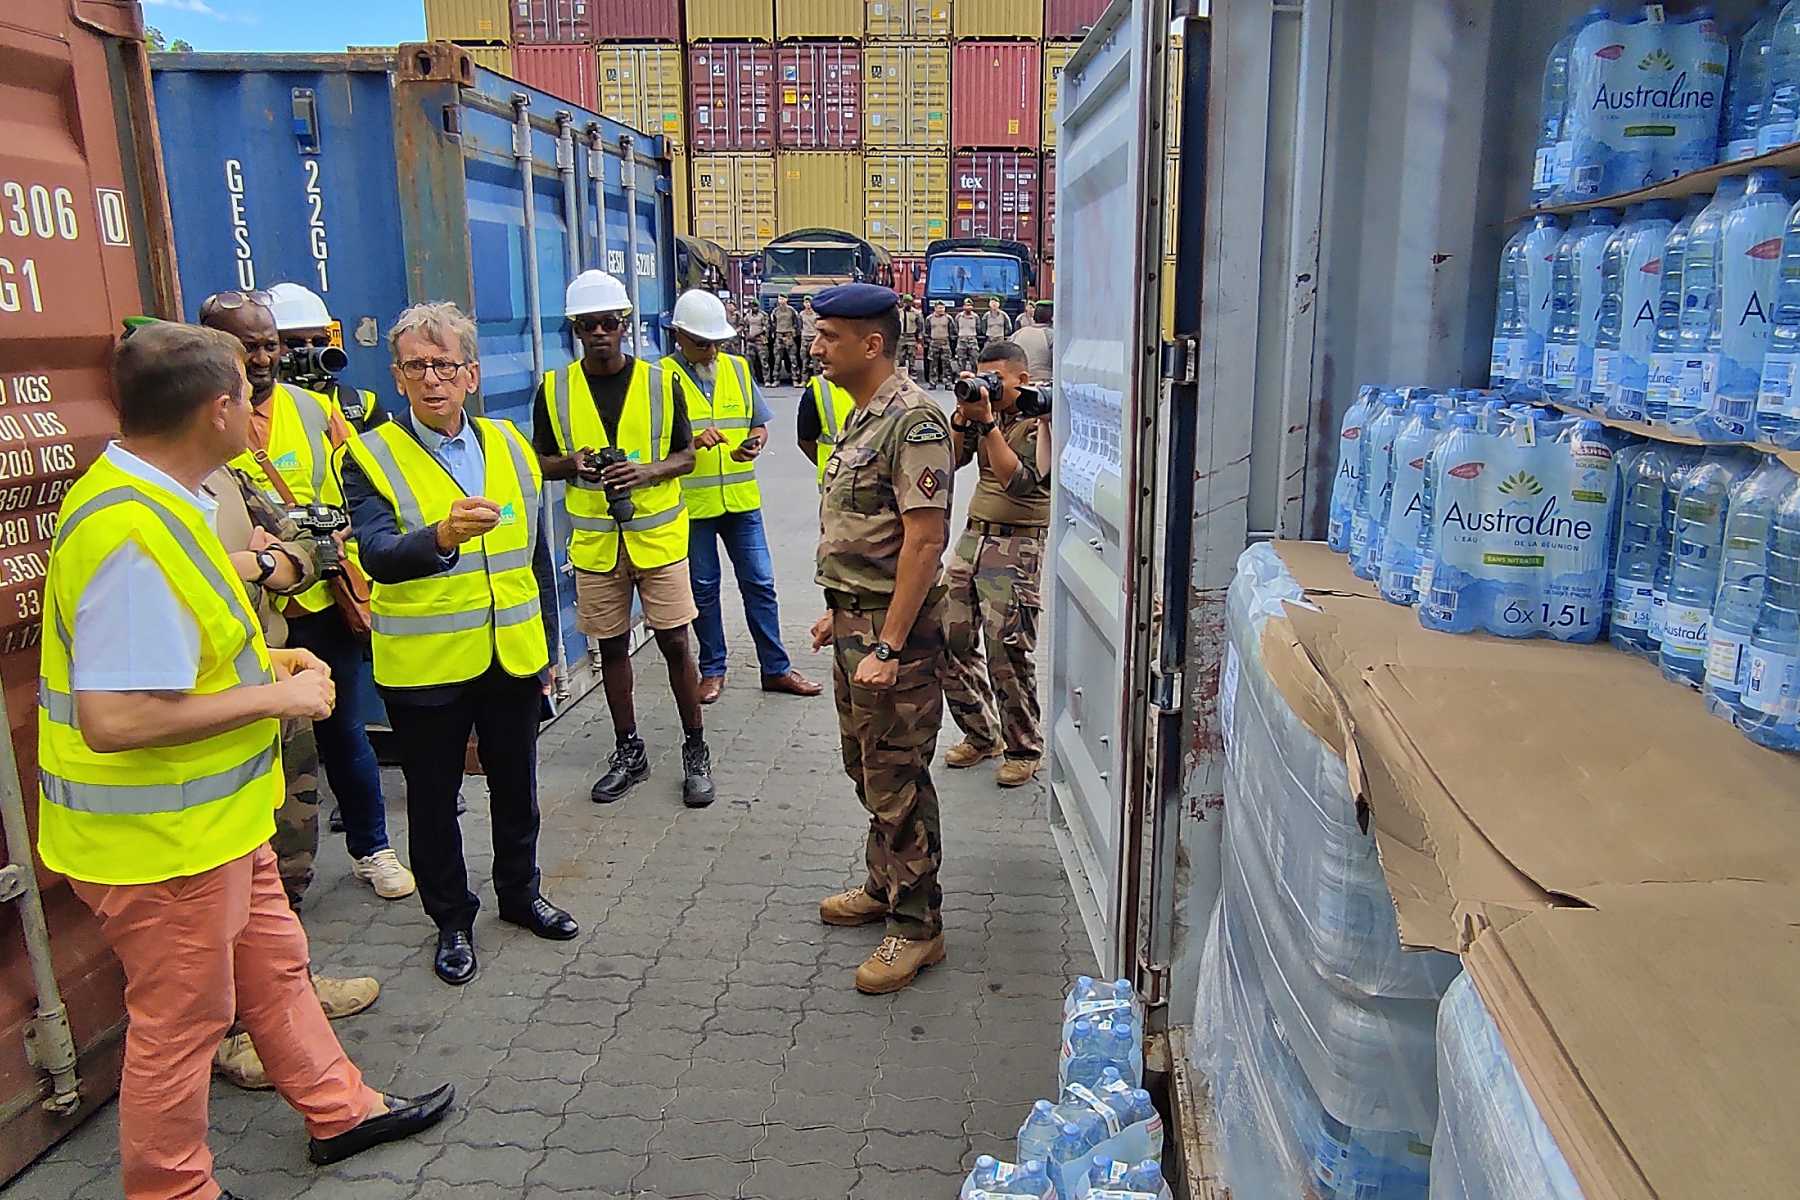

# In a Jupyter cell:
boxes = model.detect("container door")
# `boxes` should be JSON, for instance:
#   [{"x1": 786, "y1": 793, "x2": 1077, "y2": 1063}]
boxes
[{"x1": 0, "y1": 0, "x2": 178, "y2": 1177}]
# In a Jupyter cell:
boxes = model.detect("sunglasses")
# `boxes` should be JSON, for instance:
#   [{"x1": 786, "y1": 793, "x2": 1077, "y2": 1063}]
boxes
[
  {"x1": 397, "y1": 359, "x2": 470, "y2": 381},
  {"x1": 200, "y1": 289, "x2": 274, "y2": 316},
  {"x1": 284, "y1": 334, "x2": 334, "y2": 349},
  {"x1": 572, "y1": 313, "x2": 625, "y2": 334}
]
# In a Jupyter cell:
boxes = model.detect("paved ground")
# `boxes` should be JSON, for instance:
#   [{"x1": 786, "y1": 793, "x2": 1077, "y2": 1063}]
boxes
[{"x1": 9, "y1": 383, "x2": 1094, "y2": 1200}]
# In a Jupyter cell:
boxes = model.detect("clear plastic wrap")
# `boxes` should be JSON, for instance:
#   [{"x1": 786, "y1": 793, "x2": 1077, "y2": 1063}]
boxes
[{"x1": 1429, "y1": 974, "x2": 1586, "y2": 1200}]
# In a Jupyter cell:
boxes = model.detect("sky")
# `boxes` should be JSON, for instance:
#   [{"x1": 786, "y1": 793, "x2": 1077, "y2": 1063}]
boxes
[{"x1": 142, "y1": 0, "x2": 425, "y2": 53}]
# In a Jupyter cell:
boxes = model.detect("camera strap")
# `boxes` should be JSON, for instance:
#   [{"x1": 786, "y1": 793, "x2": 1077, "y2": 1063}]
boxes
[{"x1": 252, "y1": 448, "x2": 373, "y2": 639}]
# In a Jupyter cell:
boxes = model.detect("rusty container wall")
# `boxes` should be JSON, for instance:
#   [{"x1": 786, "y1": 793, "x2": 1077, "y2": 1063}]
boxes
[
  {"x1": 952, "y1": 0, "x2": 1042, "y2": 40},
  {"x1": 863, "y1": 152, "x2": 946, "y2": 253},
  {"x1": 951, "y1": 41, "x2": 1040, "y2": 149},
  {"x1": 686, "y1": 0, "x2": 775, "y2": 42},
  {"x1": 1044, "y1": 0, "x2": 1107, "y2": 38},
  {"x1": 775, "y1": 0, "x2": 862, "y2": 39},
  {"x1": 1041, "y1": 40, "x2": 1076, "y2": 150},
  {"x1": 776, "y1": 150, "x2": 861, "y2": 234},
  {"x1": 687, "y1": 43, "x2": 776, "y2": 152},
  {"x1": 777, "y1": 43, "x2": 861, "y2": 150},
  {"x1": 892, "y1": 254, "x2": 926, "y2": 297},
  {"x1": 512, "y1": 41, "x2": 598, "y2": 108},
  {"x1": 693, "y1": 153, "x2": 778, "y2": 251},
  {"x1": 588, "y1": 0, "x2": 681, "y2": 41},
  {"x1": 426, "y1": 0, "x2": 510, "y2": 41},
  {"x1": 862, "y1": 42, "x2": 949, "y2": 148},
  {"x1": 865, "y1": 0, "x2": 950, "y2": 40},
  {"x1": 0, "y1": 0, "x2": 180, "y2": 1179},
  {"x1": 596, "y1": 44, "x2": 686, "y2": 148},
  {"x1": 951, "y1": 150, "x2": 1040, "y2": 245},
  {"x1": 510, "y1": 0, "x2": 588, "y2": 43},
  {"x1": 1042, "y1": 149, "x2": 1056, "y2": 259}
]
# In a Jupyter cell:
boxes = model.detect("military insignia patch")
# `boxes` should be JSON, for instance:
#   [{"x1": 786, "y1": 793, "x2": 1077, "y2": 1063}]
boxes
[
  {"x1": 917, "y1": 467, "x2": 942, "y2": 499},
  {"x1": 904, "y1": 418, "x2": 948, "y2": 444}
]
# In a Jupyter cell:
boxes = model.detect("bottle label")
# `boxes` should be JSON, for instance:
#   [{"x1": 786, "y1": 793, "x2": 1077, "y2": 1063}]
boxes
[
  {"x1": 1706, "y1": 628, "x2": 1747, "y2": 689},
  {"x1": 1591, "y1": 348, "x2": 1617, "y2": 399},
  {"x1": 1074, "y1": 997, "x2": 1131, "y2": 1016},
  {"x1": 1678, "y1": 353, "x2": 1719, "y2": 410},
  {"x1": 1759, "y1": 351, "x2": 1800, "y2": 420},
  {"x1": 1649, "y1": 588, "x2": 1669, "y2": 644},
  {"x1": 1661, "y1": 602, "x2": 1711, "y2": 660},
  {"x1": 1066, "y1": 1081, "x2": 1124, "y2": 1136},
  {"x1": 1612, "y1": 582, "x2": 1654, "y2": 632},
  {"x1": 1744, "y1": 648, "x2": 1800, "y2": 717},
  {"x1": 1646, "y1": 352, "x2": 1679, "y2": 414},
  {"x1": 1545, "y1": 341, "x2": 1579, "y2": 390},
  {"x1": 1554, "y1": 138, "x2": 1575, "y2": 187},
  {"x1": 1759, "y1": 120, "x2": 1795, "y2": 156},
  {"x1": 1533, "y1": 147, "x2": 1556, "y2": 192}
]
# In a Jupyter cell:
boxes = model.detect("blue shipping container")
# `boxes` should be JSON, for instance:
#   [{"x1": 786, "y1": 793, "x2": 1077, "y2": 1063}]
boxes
[{"x1": 153, "y1": 43, "x2": 682, "y2": 704}]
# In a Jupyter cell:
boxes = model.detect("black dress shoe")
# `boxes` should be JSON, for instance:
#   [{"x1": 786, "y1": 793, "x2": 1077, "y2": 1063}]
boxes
[
  {"x1": 306, "y1": 1084, "x2": 455, "y2": 1165},
  {"x1": 328, "y1": 803, "x2": 345, "y2": 833},
  {"x1": 681, "y1": 739, "x2": 716, "y2": 809},
  {"x1": 499, "y1": 895, "x2": 580, "y2": 940},
  {"x1": 433, "y1": 929, "x2": 477, "y2": 985},
  {"x1": 591, "y1": 737, "x2": 649, "y2": 803}
]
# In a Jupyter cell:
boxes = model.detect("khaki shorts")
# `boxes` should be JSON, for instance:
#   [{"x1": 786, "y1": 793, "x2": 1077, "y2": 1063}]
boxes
[{"x1": 575, "y1": 560, "x2": 699, "y2": 639}]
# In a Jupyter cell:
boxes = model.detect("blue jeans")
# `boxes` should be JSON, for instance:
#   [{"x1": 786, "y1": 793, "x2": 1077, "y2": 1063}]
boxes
[
  {"x1": 689, "y1": 509, "x2": 792, "y2": 679},
  {"x1": 286, "y1": 610, "x2": 390, "y2": 859}
]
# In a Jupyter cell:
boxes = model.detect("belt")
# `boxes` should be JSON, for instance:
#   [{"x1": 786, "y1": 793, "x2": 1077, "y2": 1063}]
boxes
[
  {"x1": 824, "y1": 583, "x2": 947, "y2": 612},
  {"x1": 969, "y1": 519, "x2": 1048, "y2": 538}
]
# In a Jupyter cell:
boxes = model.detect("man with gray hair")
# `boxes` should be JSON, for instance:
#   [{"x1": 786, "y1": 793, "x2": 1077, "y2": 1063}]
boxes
[{"x1": 339, "y1": 301, "x2": 578, "y2": 986}]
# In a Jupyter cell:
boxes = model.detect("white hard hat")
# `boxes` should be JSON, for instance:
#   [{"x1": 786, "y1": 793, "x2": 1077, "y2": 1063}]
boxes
[
  {"x1": 267, "y1": 281, "x2": 332, "y2": 331},
  {"x1": 671, "y1": 289, "x2": 737, "y2": 342},
  {"x1": 565, "y1": 269, "x2": 631, "y2": 317}
]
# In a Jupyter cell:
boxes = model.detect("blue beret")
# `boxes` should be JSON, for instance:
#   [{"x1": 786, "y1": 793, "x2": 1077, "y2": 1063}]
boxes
[{"x1": 812, "y1": 283, "x2": 900, "y2": 319}]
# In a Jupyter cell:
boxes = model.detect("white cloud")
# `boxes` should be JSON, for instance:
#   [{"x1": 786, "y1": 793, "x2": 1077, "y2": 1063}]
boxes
[{"x1": 145, "y1": 0, "x2": 222, "y2": 13}]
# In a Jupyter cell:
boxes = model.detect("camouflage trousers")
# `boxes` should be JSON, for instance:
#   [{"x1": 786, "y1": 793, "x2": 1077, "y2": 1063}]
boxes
[
  {"x1": 273, "y1": 716, "x2": 322, "y2": 908},
  {"x1": 927, "y1": 342, "x2": 955, "y2": 388},
  {"x1": 943, "y1": 528, "x2": 1045, "y2": 760},
  {"x1": 832, "y1": 596, "x2": 946, "y2": 939},
  {"x1": 955, "y1": 337, "x2": 981, "y2": 376},
  {"x1": 773, "y1": 333, "x2": 804, "y2": 385},
  {"x1": 897, "y1": 337, "x2": 919, "y2": 379},
  {"x1": 747, "y1": 339, "x2": 772, "y2": 384}
]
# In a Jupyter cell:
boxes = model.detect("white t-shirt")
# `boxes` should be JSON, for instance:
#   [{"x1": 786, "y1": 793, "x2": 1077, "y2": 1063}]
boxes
[{"x1": 69, "y1": 444, "x2": 214, "y2": 693}]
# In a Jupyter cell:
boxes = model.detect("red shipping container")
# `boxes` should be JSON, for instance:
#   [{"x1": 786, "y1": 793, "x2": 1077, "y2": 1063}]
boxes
[
  {"x1": 951, "y1": 41, "x2": 1041, "y2": 149},
  {"x1": 892, "y1": 256, "x2": 926, "y2": 298},
  {"x1": 729, "y1": 254, "x2": 765, "y2": 303},
  {"x1": 513, "y1": 43, "x2": 599, "y2": 108},
  {"x1": 777, "y1": 44, "x2": 862, "y2": 150},
  {"x1": 689, "y1": 44, "x2": 777, "y2": 152},
  {"x1": 512, "y1": 0, "x2": 586, "y2": 43},
  {"x1": 1042, "y1": 151, "x2": 1057, "y2": 259},
  {"x1": 952, "y1": 151, "x2": 1041, "y2": 246},
  {"x1": 1044, "y1": 0, "x2": 1109, "y2": 38},
  {"x1": 590, "y1": 0, "x2": 681, "y2": 40}
]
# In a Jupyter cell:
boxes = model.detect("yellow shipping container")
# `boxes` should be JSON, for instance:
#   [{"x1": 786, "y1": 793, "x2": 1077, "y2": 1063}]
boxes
[
  {"x1": 686, "y1": 0, "x2": 775, "y2": 41},
  {"x1": 596, "y1": 45, "x2": 686, "y2": 147},
  {"x1": 777, "y1": 151, "x2": 861, "y2": 234},
  {"x1": 423, "y1": 0, "x2": 508, "y2": 42},
  {"x1": 1164, "y1": 152, "x2": 1179, "y2": 258},
  {"x1": 1168, "y1": 31, "x2": 1183, "y2": 150},
  {"x1": 1042, "y1": 41, "x2": 1077, "y2": 150},
  {"x1": 776, "y1": 0, "x2": 862, "y2": 38},
  {"x1": 1161, "y1": 257, "x2": 1176, "y2": 338},
  {"x1": 952, "y1": 0, "x2": 1042, "y2": 40},
  {"x1": 670, "y1": 149, "x2": 691, "y2": 237},
  {"x1": 865, "y1": 0, "x2": 949, "y2": 39},
  {"x1": 863, "y1": 153, "x2": 948, "y2": 253},
  {"x1": 460, "y1": 43, "x2": 514, "y2": 77},
  {"x1": 863, "y1": 43, "x2": 950, "y2": 148},
  {"x1": 693, "y1": 154, "x2": 777, "y2": 252}
]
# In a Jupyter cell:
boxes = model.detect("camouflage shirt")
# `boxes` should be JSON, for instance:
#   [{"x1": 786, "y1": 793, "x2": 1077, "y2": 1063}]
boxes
[
  {"x1": 742, "y1": 308, "x2": 768, "y2": 341},
  {"x1": 955, "y1": 311, "x2": 981, "y2": 340},
  {"x1": 927, "y1": 313, "x2": 954, "y2": 343},
  {"x1": 816, "y1": 372, "x2": 953, "y2": 597},
  {"x1": 958, "y1": 410, "x2": 1052, "y2": 527},
  {"x1": 799, "y1": 309, "x2": 819, "y2": 341},
  {"x1": 771, "y1": 303, "x2": 798, "y2": 334},
  {"x1": 900, "y1": 306, "x2": 922, "y2": 337}
]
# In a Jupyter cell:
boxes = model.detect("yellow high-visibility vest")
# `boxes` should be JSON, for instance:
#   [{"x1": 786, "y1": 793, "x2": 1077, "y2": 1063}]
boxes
[
  {"x1": 342, "y1": 417, "x2": 548, "y2": 689},
  {"x1": 37, "y1": 454, "x2": 282, "y2": 886},
  {"x1": 229, "y1": 382, "x2": 340, "y2": 614},
  {"x1": 810, "y1": 375, "x2": 856, "y2": 485},
  {"x1": 667, "y1": 352, "x2": 761, "y2": 519},
  {"x1": 542, "y1": 360, "x2": 688, "y2": 572}
]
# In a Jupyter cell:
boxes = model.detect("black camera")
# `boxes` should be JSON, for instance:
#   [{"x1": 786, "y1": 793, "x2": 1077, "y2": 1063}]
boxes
[
  {"x1": 1016, "y1": 384, "x2": 1051, "y2": 420},
  {"x1": 587, "y1": 446, "x2": 636, "y2": 524},
  {"x1": 954, "y1": 371, "x2": 1004, "y2": 403},
  {"x1": 289, "y1": 503, "x2": 350, "y2": 577},
  {"x1": 279, "y1": 344, "x2": 349, "y2": 387}
]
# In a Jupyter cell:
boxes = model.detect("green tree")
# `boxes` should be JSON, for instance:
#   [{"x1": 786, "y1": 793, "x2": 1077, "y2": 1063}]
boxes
[
  {"x1": 146, "y1": 25, "x2": 165, "y2": 51},
  {"x1": 171, "y1": 38, "x2": 194, "y2": 51}
]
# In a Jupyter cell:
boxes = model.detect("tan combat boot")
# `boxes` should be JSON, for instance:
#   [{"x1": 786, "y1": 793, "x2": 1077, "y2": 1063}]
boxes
[
  {"x1": 312, "y1": 973, "x2": 380, "y2": 1020},
  {"x1": 944, "y1": 740, "x2": 1002, "y2": 769},
  {"x1": 214, "y1": 1033, "x2": 271, "y2": 1090},
  {"x1": 854, "y1": 934, "x2": 947, "y2": 994},
  {"x1": 819, "y1": 885, "x2": 888, "y2": 927},
  {"x1": 996, "y1": 758, "x2": 1041, "y2": 788}
]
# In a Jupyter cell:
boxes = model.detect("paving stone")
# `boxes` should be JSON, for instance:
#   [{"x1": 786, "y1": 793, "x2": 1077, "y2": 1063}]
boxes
[
  {"x1": 742, "y1": 1158, "x2": 859, "y2": 1199},
  {"x1": 651, "y1": 1116, "x2": 765, "y2": 1160},
  {"x1": 421, "y1": 1141, "x2": 543, "y2": 1188},
  {"x1": 752, "y1": 1121, "x2": 865, "y2": 1167},
  {"x1": 851, "y1": 1164, "x2": 965, "y2": 1199},
  {"x1": 635, "y1": 1151, "x2": 753, "y2": 1199}
]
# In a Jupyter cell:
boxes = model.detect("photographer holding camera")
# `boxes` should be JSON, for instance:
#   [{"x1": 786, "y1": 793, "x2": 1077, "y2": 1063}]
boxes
[
  {"x1": 269, "y1": 282, "x2": 388, "y2": 433},
  {"x1": 943, "y1": 341, "x2": 1054, "y2": 788}
]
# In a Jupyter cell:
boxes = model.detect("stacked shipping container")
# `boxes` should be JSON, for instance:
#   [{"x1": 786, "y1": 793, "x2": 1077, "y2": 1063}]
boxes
[
  {"x1": 688, "y1": 43, "x2": 775, "y2": 150},
  {"x1": 778, "y1": 44, "x2": 861, "y2": 149},
  {"x1": 424, "y1": 0, "x2": 515, "y2": 83}
]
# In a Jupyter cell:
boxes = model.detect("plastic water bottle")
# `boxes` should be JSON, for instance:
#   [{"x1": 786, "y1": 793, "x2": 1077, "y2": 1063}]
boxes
[
  {"x1": 1049, "y1": 1122, "x2": 1098, "y2": 1191},
  {"x1": 1662, "y1": 449, "x2": 1760, "y2": 686},
  {"x1": 1017, "y1": 1099, "x2": 1061, "y2": 1164},
  {"x1": 1707, "y1": 458, "x2": 1799, "y2": 718},
  {"x1": 1711, "y1": 169, "x2": 1790, "y2": 440},
  {"x1": 1520, "y1": 216, "x2": 1566, "y2": 390},
  {"x1": 1126, "y1": 1090, "x2": 1162, "y2": 1159},
  {"x1": 1546, "y1": 210, "x2": 1620, "y2": 403},
  {"x1": 1351, "y1": 391, "x2": 1407, "y2": 579},
  {"x1": 1759, "y1": 0, "x2": 1800, "y2": 153},
  {"x1": 1327, "y1": 386, "x2": 1378, "y2": 552},
  {"x1": 1378, "y1": 399, "x2": 1445, "y2": 606},
  {"x1": 1757, "y1": 196, "x2": 1800, "y2": 447},
  {"x1": 1613, "y1": 445, "x2": 1702, "y2": 657},
  {"x1": 1492, "y1": 222, "x2": 1531, "y2": 387},
  {"x1": 1646, "y1": 198, "x2": 1706, "y2": 424},
  {"x1": 1534, "y1": 14, "x2": 1593, "y2": 202},
  {"x1": 1413, "y1": 411, "x2": 1468, "y2": 611},
  {"x1": 1124, "y1": 1160, "x2": 1168, "y2": 1196},
  {"x1": 1668, "y1": 177, "x2": 1749, "y2": 434},
  {"x1": 1742, "y1": 479, "x2": 1800, "y2": 750},
  {"x1": 1653, "y1": 447, "x2": 1710, "y2": 650},
  {"x1": 1065, "y1": 976, "x2": 1135, "y2": 1022},
  {"x1": 968, "y1": 1156, "x2": 1003, "y2": 1190},
  {"x1": 1065, "y1": 1021, "x2": 1138, "y2": 1089},
  {"x1": 1726, "y1": 3, "x2": 1784, "y2": 161},
  {"x1": 1604, "y1": 200, "x2": 1681, "y2": 420},
  {"x1": 1013, "y1": 1161, "x2": 1053, "y2": 1200}
]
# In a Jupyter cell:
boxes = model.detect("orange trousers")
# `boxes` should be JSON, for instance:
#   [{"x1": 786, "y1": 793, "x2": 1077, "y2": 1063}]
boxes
[{"x1": 71, "y1": 844, "x2": 381, "y2": 1200}]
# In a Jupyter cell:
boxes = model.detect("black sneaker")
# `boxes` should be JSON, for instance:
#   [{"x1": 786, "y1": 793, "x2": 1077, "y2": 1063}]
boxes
[
  {"x1": 591, "y1": 737, "x2": 649, "y2": 804},
  {"x1": 681, "y1": 739, "x2": 716, "y2": 809}
]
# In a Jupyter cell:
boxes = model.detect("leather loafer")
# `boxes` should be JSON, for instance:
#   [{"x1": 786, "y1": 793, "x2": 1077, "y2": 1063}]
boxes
[
  {"x1": 499, "y1": 896, "x2": 580, "y2": 940},
  {"x1": 761, "y1": 669, "x2": 823, "y2": 697},
  {"x1": 698, "y1": 675, "x2": 725, "y2": 704},
  {"x1": 307, "y1": 1084, "x2": 455, "y2": 1165},
  {"x1": 433, "y1": 929, "x2": 477, "y2": 986}
]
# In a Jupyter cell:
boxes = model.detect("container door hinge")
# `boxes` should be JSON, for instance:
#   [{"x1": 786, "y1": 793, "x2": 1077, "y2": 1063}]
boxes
[
  {"x1": 0, "y1": 863, "x2": 24, "y2": 903},
  {"x1": 290, "y1": 89, "x2": 320, "y2": 154},
  {"x1": 1136, "y1": 957, "x2": 1170, "y2": 1008},
  {"x1": 23, "y1": 1004, "x2": 80, "y2": 1114},
  {"x1": 1160, "y1": 336, "x2": 1198, "y2": 385},
  {"x1": 1149, "y1": 665, "x2": 1182, "y2": 713}
]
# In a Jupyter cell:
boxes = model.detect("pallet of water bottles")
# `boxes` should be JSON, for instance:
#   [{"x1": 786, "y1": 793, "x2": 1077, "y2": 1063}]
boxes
[{"x1": 1329, "y1": 380, "x2": 1800, "y2": 756}]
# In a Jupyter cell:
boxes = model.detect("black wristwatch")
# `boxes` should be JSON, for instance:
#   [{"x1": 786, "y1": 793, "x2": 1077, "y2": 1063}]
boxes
[
  {"x1": 252, "y1": 549, "x2": 279, "y2": 586},
  {"x1": 872, "y1": 641, "x2": 897, "y2": 662}
]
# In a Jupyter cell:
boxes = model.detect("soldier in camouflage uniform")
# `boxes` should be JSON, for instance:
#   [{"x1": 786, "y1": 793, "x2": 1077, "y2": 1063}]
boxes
[
  {"x1": 741, "y1": 302, "x2": 772, "y2": 384},
  {"x1": 897, "y1": 294, "x2": 922, "y2": 379},
  {"x1": 808, "y1": 281, "x2": 953, "y2": 995},
  {"x1": 943, "y1": 340, "x2": 1052, "y2": 787},
  {"x1": 981, "y1": 297, "x2": 1012, "y2": 347},
  {"x1": 797, "y1": 296, "x2": 820, "y2": 383},
  {"x1": 954, "y1": 300, "x2": 982, "y2": 376},
  {"x1": 771, "y1": 294, "x2": 801, "y2": 385},
  {"x1": 926, "y1": 302, "x2": 955, "y2": 389}
]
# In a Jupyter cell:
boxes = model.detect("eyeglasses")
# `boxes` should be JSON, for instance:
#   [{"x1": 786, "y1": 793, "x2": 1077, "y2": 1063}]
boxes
[
  {"x1": 199, "y1": 289, "x2": 274, "y2": 317},
  {"x1": 396, "y1": 358, "x2": 470, "y2": 381},
  {"x1": 284, "y1": 334, "x2": 334, "y2": 349},
  {"x1": 572, "y1": 313, "x2": 625, "y2": 334}
]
